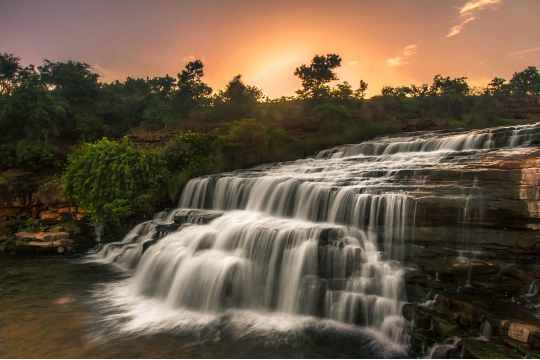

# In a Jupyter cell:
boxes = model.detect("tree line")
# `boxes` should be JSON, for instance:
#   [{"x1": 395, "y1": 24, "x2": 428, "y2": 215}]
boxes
[
  {"x1": 1, "y1": 52, "x2": 539, "y2": 237},
  {"x1": 2, "y1": 50, "x2": 540, "y2": 177}
]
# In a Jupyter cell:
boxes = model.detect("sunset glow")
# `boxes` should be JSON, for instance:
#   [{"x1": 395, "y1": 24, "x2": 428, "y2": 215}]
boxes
[{"x1": 1, "y1": 0, "x2": 539, "y2": 97}]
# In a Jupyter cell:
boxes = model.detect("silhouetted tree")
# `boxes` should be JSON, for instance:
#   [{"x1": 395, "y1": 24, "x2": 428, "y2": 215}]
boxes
[
  {"x1": 214, "y1": 75, "x2": 262, "y2": 119},
  {"x1": 431, "y1": 75, "x2": 470, "y2": 96},
  {"x1": 0, "y1": 53, "x2": 21, "y2": 96},
  {"x1": 294, "y1": 54, "x2": 342, "y2": 100},
  {"x1": 510, "y1": 66, "x2": 540, "y2": 96},
  {"x1": 174, "y1": 60, "x2": 212, "y2": 116},
  {"x1": 38, "y1": 60, "x2": 100, "y2": 103},
  {"x1": 354, "y1": 80, "x2": 369, "y2": 99},
  {"x1": 485, "y1": 77, "x2": 509, "y2": 96}
]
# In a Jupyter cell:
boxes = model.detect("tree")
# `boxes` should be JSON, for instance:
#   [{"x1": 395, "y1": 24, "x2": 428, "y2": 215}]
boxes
[
  {"x1": 174, "y1": 60, "x2": 212, "y2": 116},
  {"x1": 485, "y1": 77, "x2": 509, "y2": 96},
  {"x1": 0, "y1": 53, "x2": 21, "y2": 96},
  {"x1": 149, "y1": 75, "x2": 176, "y2": 97},
  {"x1": 63, "y1": 138, "x2": 168, "y2": 226},
  {"x1": 333, "y1": 81, "x2": 354, "y2": 101},
  {"x1": 381, "y1": 86, "x2": 412, "y2": 98},
  {"x1": 354, "y1": 80, "x2": 369, "y2": 99},
  {"x1": 214, "y1": 75, "x2": 263, "y2": 119},
  {"x1": 294, "y1": 54, "x2": 342, "y2": 100},
  {"x1": 409, "y1": 84, "x2": 431, "y2": 97},
  {"x1": 38, "y1": 60, "x2": 100, "y2": 103},
  {"x1": 510, "y1": 66, "x2": 540, "y2": 96},
  {"x1": 0, "y1": 64, "x2": 67, "y2": 142},
  {"x1": 431, "y1": 75, "x2": 470, "y2": 96}
]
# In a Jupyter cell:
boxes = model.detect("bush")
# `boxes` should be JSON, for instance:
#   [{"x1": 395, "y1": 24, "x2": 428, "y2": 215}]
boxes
[
  {"x1": 161, "y1": 131, "x2": 221, "y2": 200},
  {"x1": 63, "y1": 138, "x2": 168, "y2": 227},
  {"x1": 15, "y1": 140, "x2": 59, "y2": 171}
]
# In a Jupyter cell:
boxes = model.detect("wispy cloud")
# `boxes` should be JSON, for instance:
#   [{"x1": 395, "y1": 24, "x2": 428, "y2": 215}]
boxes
[
  {"x1": 508, "y1": 46, "x2": 540, "y2": 57},
  {"x1": 459, "y1": 0, "x2": 501, "y2": 15},
  {"x1": 446, "y1": 16, "x2": 476, "y2": 38},
  {"x1": 447, "y1": 0, "x2": 502, "y2": 38},
  {"x1": 386, "y1": 44, "x2": 417, "y2": 67}
]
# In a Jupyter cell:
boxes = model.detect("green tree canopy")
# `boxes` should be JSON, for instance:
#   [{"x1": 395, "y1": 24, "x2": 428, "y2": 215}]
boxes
[
  {"x1": 63, "y1": 138, "x2": 168, "y2": 225},
  {"x1": 510, "y1": 66, "x2": 540, "y2": 96},
  {"x1": 38, "y1": 60, "x2": 100, "y2": 103},
  {"x1": 174, "y1": 60, "x2": 212, "y2": 116}
]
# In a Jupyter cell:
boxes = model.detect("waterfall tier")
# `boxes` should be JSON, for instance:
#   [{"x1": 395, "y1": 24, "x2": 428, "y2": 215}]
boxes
[{"x1": 91, "y1": 121, "x2": 540, "y2": 352}]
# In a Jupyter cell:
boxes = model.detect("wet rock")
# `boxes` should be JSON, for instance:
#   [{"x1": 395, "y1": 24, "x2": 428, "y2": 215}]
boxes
[
  {"x1": 13, "y1": 231, "x2": 73, "y2": 253},
  {"x1": 173, "y1": 209, "x2": 224, "y2": 225},
  {"x1": 501, "y1": 321, "x2": 540, "y2": 348},
  {"x1": 39, "y1": 210, "x2": 63, "y2": 222},
  {"x1": 462, "y1": 338, "x2": 523, "y2": 359},
  {"x1": 154, "y1": 222, "x2": 179, "y2": 234}
]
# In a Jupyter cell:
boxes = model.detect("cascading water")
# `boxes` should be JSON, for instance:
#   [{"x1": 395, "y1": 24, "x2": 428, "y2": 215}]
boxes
[{"x1": 89, "y1": 122, "x2": 540, "y2": 356}]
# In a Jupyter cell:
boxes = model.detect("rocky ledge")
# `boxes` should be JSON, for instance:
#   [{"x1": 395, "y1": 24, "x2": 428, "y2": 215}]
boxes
[{"x1": 402, "y1": 147, "x2": 540, "y2": 358}]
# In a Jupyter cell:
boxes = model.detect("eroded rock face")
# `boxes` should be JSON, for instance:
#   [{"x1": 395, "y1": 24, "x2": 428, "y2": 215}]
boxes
[{"x1": 400, "y1": 147, "x2": 540, "y2": 357}]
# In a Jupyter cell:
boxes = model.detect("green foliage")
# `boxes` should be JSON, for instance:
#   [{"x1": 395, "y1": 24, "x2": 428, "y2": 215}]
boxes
[
  {"x1": 510, "y1": 66, "x2": 540, "y2": 96},
  {"x1": 174, "y1": 60, "x2": 212, "y2": 117},
  {"x1": 15, "y1": 140, "x2": 59, "y2": 171},
  {"x1": 161, "y1": 131, "x2": 221, "y2": 200},
  {"x1": 38, "y1": 60, "x2": 99, "y2": 103},
  {"x1": 1, "y1": 51, "x2": 539, "y2": 236},
  {"x1": 213, "y1": 75, "x2": 262, "y2": 120},
  {"x1": 63, "y1": 138, "x2": 168, "y2": 225}
]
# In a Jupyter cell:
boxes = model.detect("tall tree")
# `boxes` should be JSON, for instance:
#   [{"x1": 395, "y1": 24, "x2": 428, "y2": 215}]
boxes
[
  {"x1": 294, "y1": 54, "x2": 342, "y2": 100},
  {"x1": 0, "y1": 53, "x2": 21, "y2": 96},
  {"x1": 214, "y1": 75, "x2": 263, "y2": 119},
  {"x1": 175, "y1": 60, "x2": 212, "y2": 116},
  {"x1": 354, "y1": 80, "x2": 369, "y2": 99}
]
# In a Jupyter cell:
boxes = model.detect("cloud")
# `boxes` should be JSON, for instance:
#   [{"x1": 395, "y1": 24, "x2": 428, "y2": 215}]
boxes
[
  {"x1": 348, "y1": 60, "x2": 359, "y2": 65},
  {"x1": 459, "y1": 0, "x2": 501, "y2": 15},
  {"x1": 447, "y1": 0, "x2": 501, "y2": 38},
  {"x1": 446, "y1": 16, "x2": 476, "y2": 38},
  {"x1": 386, "y1": 44, "x2": 417, "y2": 67},
  {"x1": 508, "y1": 46, "x2": 540, "y2": 57}
]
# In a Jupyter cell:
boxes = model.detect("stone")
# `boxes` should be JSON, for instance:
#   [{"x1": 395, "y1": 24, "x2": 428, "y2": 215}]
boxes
[
  {"x1": 39, "y1": 210, "x2": 62, "y2": 222},
  {"x1": 15, "y1": 231, "x2": 70, "y2": 242},
  {"x1": 504, "y1": 322, "x2": 540, "y2": 344}
]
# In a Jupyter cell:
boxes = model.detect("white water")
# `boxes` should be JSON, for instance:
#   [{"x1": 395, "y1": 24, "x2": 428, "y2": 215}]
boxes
[{"x1": 90, "y1": 122, "x2": 539, "y2": 354}]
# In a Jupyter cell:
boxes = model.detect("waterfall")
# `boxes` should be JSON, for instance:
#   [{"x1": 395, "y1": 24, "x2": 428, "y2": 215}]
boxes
[{"x1": 89, "y1": 121, "x2": 540, "y2": 351}]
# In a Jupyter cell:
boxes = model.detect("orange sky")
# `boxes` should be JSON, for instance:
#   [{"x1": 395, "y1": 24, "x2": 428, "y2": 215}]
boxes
[{"x1": 1, "y1": 0, "x2": 539, "y2": 97}]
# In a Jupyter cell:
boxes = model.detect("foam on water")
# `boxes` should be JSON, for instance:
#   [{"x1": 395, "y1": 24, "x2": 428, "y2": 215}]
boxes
[{"x1": 88, "y1": 122, "x2": 540, "y2": 355}]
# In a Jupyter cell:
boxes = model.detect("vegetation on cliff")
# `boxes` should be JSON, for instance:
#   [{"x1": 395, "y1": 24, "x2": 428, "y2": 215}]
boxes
[{"x1": 1, "y1": 51, "x2": 540, "y2": 238}]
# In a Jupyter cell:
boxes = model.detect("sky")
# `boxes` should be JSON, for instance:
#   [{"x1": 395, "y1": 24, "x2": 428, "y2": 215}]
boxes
[{"x1": 1, "y1": 0, "x2": 539, "y2": 97}]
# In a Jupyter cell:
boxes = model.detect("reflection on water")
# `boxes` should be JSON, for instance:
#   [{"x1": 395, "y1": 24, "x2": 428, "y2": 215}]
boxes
[{"x1": 0, "y1": 255, "x2": 405, "y2": 358}]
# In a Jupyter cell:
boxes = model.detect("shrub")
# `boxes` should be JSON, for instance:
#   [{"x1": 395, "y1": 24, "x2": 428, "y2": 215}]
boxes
[
  {"x1": 15, "y1": 140, "x2": 59, "y2": 171},
  {"x1": 63, "y1": 138, "x2": 168, "y2": 227},
  {"x1": 161, "y1": 131, "x2": 221, "y2": 200}
]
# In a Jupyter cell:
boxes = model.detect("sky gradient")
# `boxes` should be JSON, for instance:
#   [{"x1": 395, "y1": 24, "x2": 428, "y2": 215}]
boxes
[{"x1": 1, "y1": 0, "x2": 539, "y2": 97}]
